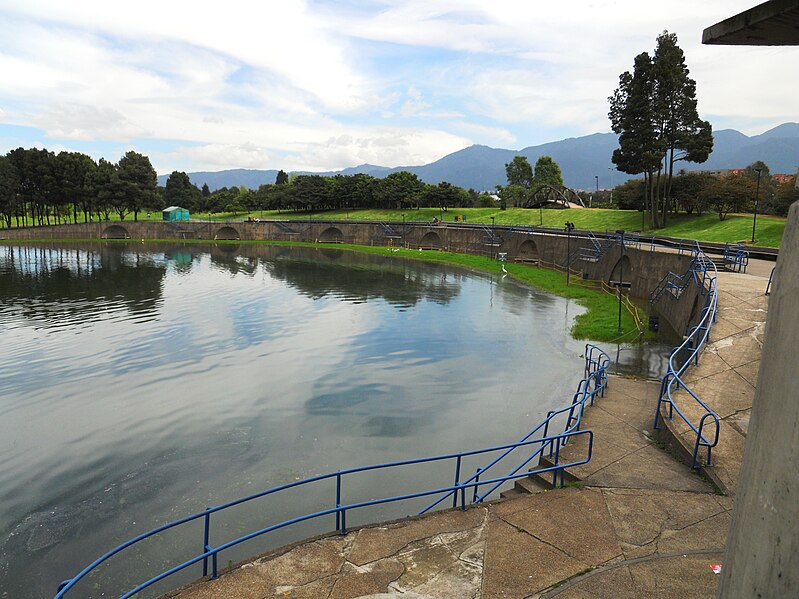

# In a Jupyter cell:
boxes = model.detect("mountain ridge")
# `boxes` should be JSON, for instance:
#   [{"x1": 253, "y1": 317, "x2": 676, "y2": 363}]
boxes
[{"x1": 158, "y1": 123, "x2": 799, "y2": 191}]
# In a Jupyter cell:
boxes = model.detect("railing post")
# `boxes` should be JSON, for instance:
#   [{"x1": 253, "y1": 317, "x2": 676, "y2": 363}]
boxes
[
  {"x1": 453, "y1": 456, "x2": 462, "y2": 509},
  {"x1": 472, "y1": 468, "x2": 482, "y2": 504},
  {"x1": 552, "y1": 443, "x2": 562, "y2": 487},
  {"x1": 341, "y1": 509, "x2": 347, "y2": 535},
  {"x1": 211, "y1": 550, "x2": 218, "y2": 580},
  {"x1": 335, "y1": 472, "x2": 342, "y2": 532},
  {"x1": 202, "y1": 508, "x2": 211, "y2": 578}
]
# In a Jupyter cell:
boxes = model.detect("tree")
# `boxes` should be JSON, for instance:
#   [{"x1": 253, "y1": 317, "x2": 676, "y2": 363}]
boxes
[
  {"x1": 609, "y1": 52, "x2": 662, "y2": 228},
  {"x1": 420, "y1": 181, "x2": 468, "y2": 209},
  {"x1": 7, "y1": 147, "x2": 58, "y2": 226},
  {"x1": 288, "y1": 175, "x2": 330, "y2": 211},
  {"x1": 532, "y1": 156, "x2": 564, "y2": 187},
  {"x1": 770, "y1": 176, "x2": 799, "y2": 216},
  {"x1": 165, "y1": 171, "x2": 200, "y2": 209},
  {"x1": 671, "y1": 172, "x2": 715, "y2": 214},
  {"x1": 609, "y1": 32, "x2": 713, "y2": 229},
  {"x1": 275, "y1": 169, "x2": 289, "y2": 185},
  {"x1": 90, "y1": 158, "x2": 124, "y2": 221},
  {"x1": 699, "y1": 175, "x2": 755, "y2": 220},
  {"x1": 614, "y1": 178, "x2": 646, "y2": 211},
  {"x1": 505, "y1": 156, "x2": 533, "y2": 188},
  {"x1": 378, "y1": 171, "x2": 424, "y2": 209},
  {"x1": 56, "y1": 151, "x2": 96, "y2": 223},
  {"x1": 501, "y1": 156, "x2": 533, "y2": 207},
  {"x1": 0, "y1": 155, "x2": 20, "y2": 228},
  {"x1": 117, "y1": 151, "x2": 158, "y2": 221},
  {"x1": 653, "y1": 31, "x2": 713, "y2": 223}
]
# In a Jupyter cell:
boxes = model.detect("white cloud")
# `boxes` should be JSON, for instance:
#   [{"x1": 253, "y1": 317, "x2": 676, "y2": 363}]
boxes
[{"x1": 0, "y1": 0, "x2": 796, "y2": 172}]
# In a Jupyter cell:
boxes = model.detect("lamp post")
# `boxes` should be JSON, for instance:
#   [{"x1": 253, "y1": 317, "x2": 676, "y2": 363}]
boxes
[
  {"x1": 595, "y1": 175, "x2": 599, "y2": 203},
  {"x1": 751, "y1": 168, "x2": 762, "y2": 243},
  {"x1": 608, "y1": 168, "x2": 614, "y2": 206},
  {"x1": 565, "y1": 221, "x2": 575, "y2": 286},
  {"x1": 490, "y1": 216, "x2": 495, "y2": 259},
  {"x1": 402, "y1": 213, "x2": 406, "y2": 247},
  {"x1": 616, "y1": 229, "x2": 624, "y2": 332}
]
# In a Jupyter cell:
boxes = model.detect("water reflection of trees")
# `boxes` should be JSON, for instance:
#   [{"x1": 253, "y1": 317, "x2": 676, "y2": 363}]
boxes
[
  {"x1": 198, "y1": 244, "x2": 461, "y2": 307},
  {"x1": 259, "y1": 247, "x2": 462, "y2": 307},
  {"x1": 0, "y1": 244, "x2": 167, "y2": 321}
]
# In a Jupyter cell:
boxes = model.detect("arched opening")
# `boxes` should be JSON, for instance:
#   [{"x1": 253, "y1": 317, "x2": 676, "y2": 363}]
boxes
[
  {"x1": 419, "y1": 232, "x2": 442, "y2": 249},
  {"x1": 517, "y1": 239, "x2": 539, "y2": 262},
  {"x1": 215, "y1": 226, "x2": 240, "y2": 240},
  {"x1": 609, "y1": 255, "x2": 633, "y2": 288},
  {"x1": 102, "y1": 225, "x2": 130, "y2": 239},
  {"x1": 319, "y1": 227, "x2": 343, "y2": 243}
]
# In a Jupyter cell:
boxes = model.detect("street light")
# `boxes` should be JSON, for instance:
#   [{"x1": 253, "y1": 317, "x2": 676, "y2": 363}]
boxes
[
  {"x1": 402, "y1": 213, "x2": 406, "y2": 247},
  {"x1": 565, "y1": 221, "x2": 575, "y2": 286},
  {"x1": 751, "y1": 168, "x2": 762, "y2": 244},
  {"x1": 608, "y1": 168, "x2": 614, "y2": 206},
  {"x1": 595, "y1": 175, "x2": 599, "y2": 202},
  {"x1": 616, "y1": 230, "x2": 625, "y2": 332},
  {"x1": 490, "y1": 216, "x2": 495, "y2": 258}
]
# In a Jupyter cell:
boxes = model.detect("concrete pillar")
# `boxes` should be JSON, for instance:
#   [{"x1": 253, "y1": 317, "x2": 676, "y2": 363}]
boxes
[{"x1": 718, "y1": 202, "x2": 799, "y2": 597}]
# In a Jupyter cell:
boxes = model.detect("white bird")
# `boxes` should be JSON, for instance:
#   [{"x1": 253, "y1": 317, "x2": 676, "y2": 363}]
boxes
[
  {"x1": 501, "y1": 264, "x2": 507, "y2": 273},
  {"x1": 392, "y1": 248, "x2": 400, "y2": 252},
  {"x1": 419, "y1": 248, "x2": 422, "y2": 252}
]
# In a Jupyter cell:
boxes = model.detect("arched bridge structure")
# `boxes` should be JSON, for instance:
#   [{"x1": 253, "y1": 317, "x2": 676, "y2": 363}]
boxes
[{"x1": 524, "y1": 185, "x2": 586, "y2": 209}]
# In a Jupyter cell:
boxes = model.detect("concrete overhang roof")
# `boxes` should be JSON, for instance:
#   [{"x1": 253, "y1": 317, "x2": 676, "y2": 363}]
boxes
[{"x1": 703, "y1": 0, "x2": 799, "y2": 45}]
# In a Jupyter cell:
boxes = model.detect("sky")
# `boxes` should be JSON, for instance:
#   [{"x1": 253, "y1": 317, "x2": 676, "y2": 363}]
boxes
[{"x1": 0, "y1": 0, "x2": 796, "y2": 176}]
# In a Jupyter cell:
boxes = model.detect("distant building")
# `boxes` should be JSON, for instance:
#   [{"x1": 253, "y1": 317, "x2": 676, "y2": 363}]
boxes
[{"x1": 162, "y1": 206, "x2": 190, "y2": 221}]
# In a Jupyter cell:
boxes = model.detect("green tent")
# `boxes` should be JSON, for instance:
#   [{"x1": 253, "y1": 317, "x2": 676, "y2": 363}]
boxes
[{"x1": 163, "y1": 206, "x2": 190, "y2": 221}]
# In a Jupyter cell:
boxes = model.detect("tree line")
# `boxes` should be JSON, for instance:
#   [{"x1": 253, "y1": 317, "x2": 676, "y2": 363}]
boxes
[
  {"x1": 613, "y1": 162, "x2": 798, "y2": 219},
  {"x1": 163, "y1": 169, "x2": 491, "y2": 215},
  {"x1": 0, "y1": 148, "x2": 158, "y2": 228},
  {"x1": 0, "y1": 146, "x2": 498, "y2": 228}
]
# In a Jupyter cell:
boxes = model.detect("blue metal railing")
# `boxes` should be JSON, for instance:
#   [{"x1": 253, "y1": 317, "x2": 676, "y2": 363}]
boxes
[
  {"x1": 54, "y1": 346, "x2": 610, "y2": 599},
  {"x1": 653, "y1": 249, "x2": 720, "y2": 469},
  {"x1": 765, "y1": 266, "x2": 775, "y2": 295},
  {"x1": 723, "y1": 243, "x2": 749, "y2": 273}
]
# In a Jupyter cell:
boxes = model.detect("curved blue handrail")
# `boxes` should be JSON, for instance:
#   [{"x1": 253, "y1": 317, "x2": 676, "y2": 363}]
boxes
[
  {"x1": 653, "y1": 247, "x2": 720, "y2": 468},
  {"x1": 54, "y1": 344, "x2": 610, "y2": 599}
]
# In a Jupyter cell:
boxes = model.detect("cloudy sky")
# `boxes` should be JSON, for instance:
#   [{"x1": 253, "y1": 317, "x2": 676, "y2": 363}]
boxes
[{"x1": 0, "y1": 0, "x2": 795, "y2": 175}]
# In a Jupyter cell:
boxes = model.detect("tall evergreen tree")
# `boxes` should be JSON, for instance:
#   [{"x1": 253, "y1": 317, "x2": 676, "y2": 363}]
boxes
[
  {"x1": 609, "y1": 31, "x2": 713, "y2": 229},
  {"x1": 117, "y1": 151, "x2": 157, "y2": 221}
]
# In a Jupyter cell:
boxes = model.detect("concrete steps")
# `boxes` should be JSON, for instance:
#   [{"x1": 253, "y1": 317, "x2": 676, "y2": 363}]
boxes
[{"x1": 499, "y1": 455, "x2": 583, "y2": 500}]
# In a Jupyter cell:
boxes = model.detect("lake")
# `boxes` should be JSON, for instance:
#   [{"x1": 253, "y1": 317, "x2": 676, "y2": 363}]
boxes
[{"x1": 0, "y1": 243, "x2": 669, "y2": 598}]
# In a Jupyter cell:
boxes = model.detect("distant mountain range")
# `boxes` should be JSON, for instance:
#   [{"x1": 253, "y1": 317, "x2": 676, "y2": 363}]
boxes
[{"x1": 158, "y1": 123, "x2": 799, "y2": 192}]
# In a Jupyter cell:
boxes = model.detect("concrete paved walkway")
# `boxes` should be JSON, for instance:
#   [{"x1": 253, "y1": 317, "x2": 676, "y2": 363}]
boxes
[{"x1": 166, "y1": 265, "x2": 769, "y2": 599}]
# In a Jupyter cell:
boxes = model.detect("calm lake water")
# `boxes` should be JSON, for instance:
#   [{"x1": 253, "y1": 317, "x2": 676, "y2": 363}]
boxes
[{"x1": 0, "y1": 243, "x2": 670, "y2": 598}]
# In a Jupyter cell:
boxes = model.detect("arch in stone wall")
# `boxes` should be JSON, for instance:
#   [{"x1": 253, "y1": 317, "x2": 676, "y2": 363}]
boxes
[
  {"x1": 419, "y1": 231, "x2": 443, "y2": 249},
  {"x1": 608, "y1": 255, "x2": 633, "y2": 286},
  {"x1": 102, "y1": 225, "x2": 130, "y2": 239},
  {"x1": 516, "y1": 239, "x2": 540, "y2": 261},
  {"x1": 215, "y1": 226, "x2": 241, "y2": 240},
  {"x1": 319, "y1": 227, "x2": 343, "y2": 243}
]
